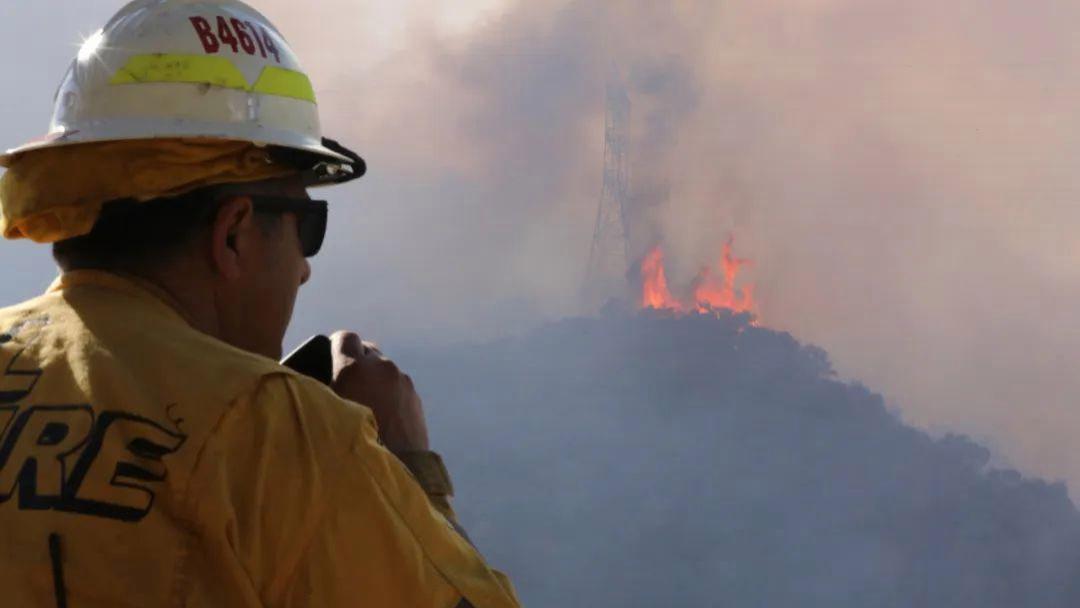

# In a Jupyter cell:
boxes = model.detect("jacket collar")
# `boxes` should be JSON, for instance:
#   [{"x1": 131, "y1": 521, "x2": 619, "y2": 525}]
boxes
[{"x1": 47, "y1": 270, "x2": 196, "y2": 328}]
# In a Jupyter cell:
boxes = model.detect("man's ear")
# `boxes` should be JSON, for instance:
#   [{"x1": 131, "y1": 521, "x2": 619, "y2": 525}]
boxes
[{"x1": 209, "y1": 196, "x2": 255, "y2": 280}]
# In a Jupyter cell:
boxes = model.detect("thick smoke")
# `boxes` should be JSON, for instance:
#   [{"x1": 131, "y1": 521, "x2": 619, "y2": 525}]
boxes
[
  {"x1": 263, "y1": 0, "x2": 1080, "y2": 492},
  {"x1": 402, "y1": 311, "x2": 1080, "y2": 606}
]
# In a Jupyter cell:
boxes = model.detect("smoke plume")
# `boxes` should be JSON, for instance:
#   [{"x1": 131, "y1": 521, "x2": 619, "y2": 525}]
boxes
[{"x1": 262, "y1": 0, "x2": 1080, "y2": 492}]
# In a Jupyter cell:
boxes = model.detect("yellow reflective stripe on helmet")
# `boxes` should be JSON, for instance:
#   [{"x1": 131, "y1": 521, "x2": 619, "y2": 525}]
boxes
[
  {"x1": 109, "y1": 55, "x2": 248, "y2": 90},
  {"x1": 252, "y1": 66, "x2": 316, "y2": 103},
  {"x1": 109, "y1": 55, "x2": 316, "y2": 104}
]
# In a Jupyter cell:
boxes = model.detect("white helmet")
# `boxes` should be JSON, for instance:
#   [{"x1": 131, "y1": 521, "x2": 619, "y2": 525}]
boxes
[{"x1": 1, "y1": 0, "x2": 364, "y2": 183}]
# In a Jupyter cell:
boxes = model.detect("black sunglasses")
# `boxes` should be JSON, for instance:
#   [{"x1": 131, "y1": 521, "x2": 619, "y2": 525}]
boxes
[{"x1": 248, "y1": 196, "x2": 328, "y2": 257}]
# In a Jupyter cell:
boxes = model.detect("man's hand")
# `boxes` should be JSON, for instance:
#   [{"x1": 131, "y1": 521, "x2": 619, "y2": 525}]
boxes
[{"x1": 329, "y1": 331, "x2": 430, "y2": 452}]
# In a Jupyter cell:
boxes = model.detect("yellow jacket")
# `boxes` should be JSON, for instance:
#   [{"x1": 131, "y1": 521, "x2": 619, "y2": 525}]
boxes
[{"x1": 0, "y1": 271, "x2": 520, "y2": 607}]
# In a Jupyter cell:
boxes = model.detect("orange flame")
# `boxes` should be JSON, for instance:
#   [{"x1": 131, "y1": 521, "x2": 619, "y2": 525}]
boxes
[
  {"x1": 640, "y1": 238, "x2": 758, "y2": 319},
  {"x1": 692, "y1": 238, "x2": 756, "y2": 315},
  {"x1": 640, "y1": 246, "x2": 685, "y2": 312}
]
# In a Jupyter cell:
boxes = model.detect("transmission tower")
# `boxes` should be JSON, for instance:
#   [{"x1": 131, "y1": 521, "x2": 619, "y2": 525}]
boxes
[{"x1": 585, "y1": 75, "x2": 632, "y2": 297}]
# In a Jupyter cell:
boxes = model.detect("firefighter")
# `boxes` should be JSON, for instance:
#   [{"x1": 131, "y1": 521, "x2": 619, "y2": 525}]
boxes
[{"x1": 0, "y1": 1, "x2": 520, "y2": 606}]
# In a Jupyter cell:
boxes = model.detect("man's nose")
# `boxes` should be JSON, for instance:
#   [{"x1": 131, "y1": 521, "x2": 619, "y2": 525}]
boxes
[{"x1": 300, "y1": 258, "x2": 312, "y2": 285}]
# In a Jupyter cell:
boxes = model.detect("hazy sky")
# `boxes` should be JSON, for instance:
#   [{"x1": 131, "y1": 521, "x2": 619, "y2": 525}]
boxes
[{"x1": 3, "y1": 1, "x2": 1080, "y2": 494}]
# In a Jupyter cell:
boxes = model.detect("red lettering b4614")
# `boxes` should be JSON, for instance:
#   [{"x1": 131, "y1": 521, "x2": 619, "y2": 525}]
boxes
[{"x1": 188, "y1": 15, "x2": 281, "y2": 63}]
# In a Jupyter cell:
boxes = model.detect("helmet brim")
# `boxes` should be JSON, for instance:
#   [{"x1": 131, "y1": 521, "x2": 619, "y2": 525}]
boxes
[{"x1": 1, "y1": 134, "x2": 366, "y2": 185}]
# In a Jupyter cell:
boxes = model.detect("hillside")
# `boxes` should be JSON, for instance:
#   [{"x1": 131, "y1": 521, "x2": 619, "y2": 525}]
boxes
[{"x1": 403, "y1": 310, "x2": 1080, "y2": 607}]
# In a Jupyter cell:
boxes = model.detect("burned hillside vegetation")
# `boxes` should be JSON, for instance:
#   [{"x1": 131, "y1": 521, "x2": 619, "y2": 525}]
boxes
[{"x1": 405, "y1": 309, "x2": 1080, "y2": 607}]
